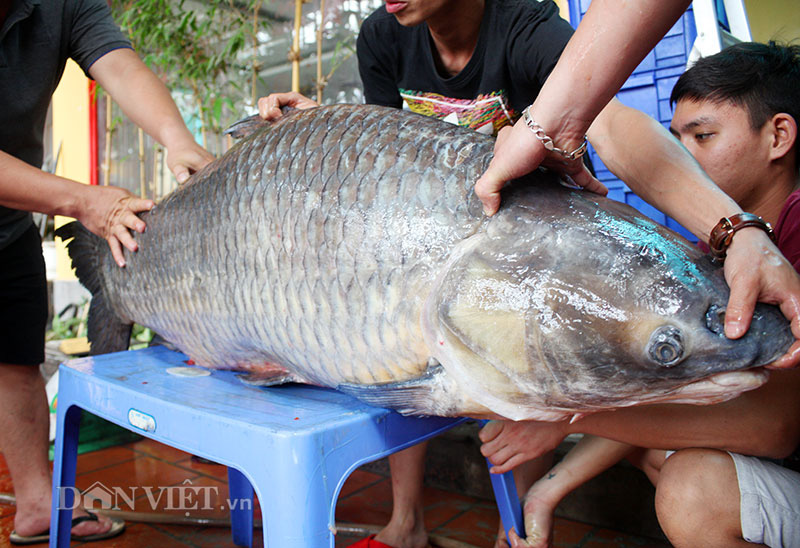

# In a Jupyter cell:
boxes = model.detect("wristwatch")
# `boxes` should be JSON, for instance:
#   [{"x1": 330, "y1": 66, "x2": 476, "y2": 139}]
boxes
[{"x1": 708, "y1": 212, "x2": 777, "y2": 262}]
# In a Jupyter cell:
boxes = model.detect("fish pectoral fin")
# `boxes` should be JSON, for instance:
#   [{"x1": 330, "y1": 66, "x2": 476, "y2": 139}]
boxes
[
  {"x1": 148, "y1": 332, "x2": 179, "y2": 351},
  {"x1": 236, "y1": 371, "x2": 301, "y2": 387},
  {"x1": 337, "y1": 364, "x2": 455, "y2": 416}
]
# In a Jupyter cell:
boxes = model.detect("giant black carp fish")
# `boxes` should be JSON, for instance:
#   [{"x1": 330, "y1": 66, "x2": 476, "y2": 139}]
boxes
[{"x1": 58, "y1": 104, "x2": 792, "y2": 421}]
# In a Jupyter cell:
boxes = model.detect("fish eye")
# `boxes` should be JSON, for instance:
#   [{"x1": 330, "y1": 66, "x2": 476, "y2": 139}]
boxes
[
  {"x1": 648, "y1": 326, "x2": 684, "y2": 367},
  {"x1": 654, "y1": 341, "x2": 680, "y2": 363}
]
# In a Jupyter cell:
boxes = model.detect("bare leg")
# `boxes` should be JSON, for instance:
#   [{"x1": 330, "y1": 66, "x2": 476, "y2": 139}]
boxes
[
  {"x1": 373, "y1": 441, "x2": 429, "y2": 548},
  {"x1": 510, "y1": 435, "x2": 635, "y2": 548},
  {"x1": 493, "y1": 452, "x2": 554, "y2": 548},
  {"x1": 655, "y1": 448, "x2": 764, "y2": 548},
  {"x1": 0, "y1": 363, "x2": 114, "y2": 538}
]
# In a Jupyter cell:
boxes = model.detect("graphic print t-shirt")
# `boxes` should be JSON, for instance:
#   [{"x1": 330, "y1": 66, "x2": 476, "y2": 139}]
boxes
[{"x1": 356, "y1": 0, "x2": 574, "y2": 136}]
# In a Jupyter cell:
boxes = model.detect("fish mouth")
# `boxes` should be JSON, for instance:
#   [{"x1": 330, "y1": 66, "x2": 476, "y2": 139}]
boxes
[
  {"x1": 700, "y1": 302, "x2": 793, "y2": 369},
  {"x1": 630, "y1": 368, "x2": 770, "y2": 406},
  {"x1": 743, "y1": 303, "x2": 794, "y2": 366}
]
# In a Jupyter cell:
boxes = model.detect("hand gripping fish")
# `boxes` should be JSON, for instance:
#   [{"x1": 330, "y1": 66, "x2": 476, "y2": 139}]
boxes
[{"x1": 57, "y1": 104, "x2": 792, "y2": 421}]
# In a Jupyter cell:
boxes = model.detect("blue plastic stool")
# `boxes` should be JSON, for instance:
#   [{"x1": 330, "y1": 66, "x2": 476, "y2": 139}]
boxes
[{"x1": 49, "y1": 345, "x2": 523, "y2": 547}]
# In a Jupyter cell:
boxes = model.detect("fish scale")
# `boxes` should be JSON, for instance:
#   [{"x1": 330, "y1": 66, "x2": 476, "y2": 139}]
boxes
[
  {"x1": 58, "y1": 104, "x2": 792, "y2": 420},
  {"x1": 145, "y1": 105, "x2": 478, "y2": 385}
]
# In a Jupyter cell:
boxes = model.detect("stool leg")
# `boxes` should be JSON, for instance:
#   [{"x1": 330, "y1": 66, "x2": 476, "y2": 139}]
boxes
[
  {"x1": 50, "y1": 405, "x2": 82, "y2": 548},
  {"x1": 486, "y1": 459, "x2": 524, "y2": 542},
  {"x1": 228, "y1": 467, "x2": 254, "y2": 547},
  {"x1": 245, "y1": 467, "x2": 332, "y2": 547}
]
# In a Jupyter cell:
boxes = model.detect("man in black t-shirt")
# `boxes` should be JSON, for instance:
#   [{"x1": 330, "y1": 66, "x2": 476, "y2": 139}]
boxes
[
  {"x1": 0, "y1": 1, "x2": 213, "y2": 544},
  {"x1": 357, "y1": 0, "x2": 572, "y2": 136}
]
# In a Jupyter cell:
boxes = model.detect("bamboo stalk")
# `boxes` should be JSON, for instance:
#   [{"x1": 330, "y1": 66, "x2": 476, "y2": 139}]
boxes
[
  {"x1": 137, "y1": 128, "x2": 146, "y2": 199},
  {"x1": 196, "y1": 93, "x2": 208, "y2": 151},
  {"x1": 252, "y1": 0, "x2": 263, "y2": 107},
  {"x1": 290, "y1": 0, "x2": 303, "y2": 92},
  {"x1": 316, "y1": 0, "x2": 326, "y2": 103},
  {"x1": 155, "y1": 145, "x2": 162, "y2": 199}
]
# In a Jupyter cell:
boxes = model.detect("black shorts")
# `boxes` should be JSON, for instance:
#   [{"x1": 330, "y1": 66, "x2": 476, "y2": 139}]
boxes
[{"x1": 0, "y1": 224, "x2": 47, "y2": 365}]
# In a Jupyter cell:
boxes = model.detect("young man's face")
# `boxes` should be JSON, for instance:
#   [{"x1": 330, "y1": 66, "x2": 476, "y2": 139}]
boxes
[{"x1": 670, "y1": 98, "x2": 771, "y2": 208}]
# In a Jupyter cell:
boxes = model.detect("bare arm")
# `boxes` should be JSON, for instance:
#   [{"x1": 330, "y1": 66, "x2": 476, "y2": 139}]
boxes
[
  {"x1": 2, "y1": 48, "x2": 213, "y2": 265},
  {"x1": 475, "y1": 0, "x2": 692, "y2": 211},
  {"x1": 481, "y1": 369, "x2": 800, "y2": 473},
  {"x1": 569, "y1": 369, "x2": 800, "y2": 457},
  {"x1": 0, "y1": 150, "x2": 152, "y2": 266},
  {"x1": 88, "y1": 48, "x2": 214, "y2": 183},
  {"x1": 533, "y1": 0, "x2": 692, "y2": 142}
]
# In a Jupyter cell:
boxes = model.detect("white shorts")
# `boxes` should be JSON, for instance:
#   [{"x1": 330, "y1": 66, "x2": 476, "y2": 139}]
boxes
[{"x1": 729, "y1": 451, "x2": 800, "y2": 548}]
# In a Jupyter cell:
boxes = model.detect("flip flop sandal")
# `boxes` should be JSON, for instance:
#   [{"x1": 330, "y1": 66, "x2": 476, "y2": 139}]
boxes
[{"x1": 9, "y1": 510, "x2": 126, "y2": 545}]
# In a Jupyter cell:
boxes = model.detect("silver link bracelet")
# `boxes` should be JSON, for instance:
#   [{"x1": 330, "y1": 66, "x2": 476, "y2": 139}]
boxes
[{"x1": 522, "y1": 106, "x2": 588, "y2": 161}]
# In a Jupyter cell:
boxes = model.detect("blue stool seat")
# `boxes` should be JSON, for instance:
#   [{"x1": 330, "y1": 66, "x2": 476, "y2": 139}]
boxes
[{"x1": 49, "y1": 345, "x2": 523, "y2": 547}]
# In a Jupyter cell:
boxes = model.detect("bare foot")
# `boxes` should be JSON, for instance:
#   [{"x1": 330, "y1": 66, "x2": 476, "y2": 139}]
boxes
[
  {"x1": 373, "y1": 516, "x2": 429, "y2": 548},
  {"x1": 496, "y1": 478, "x2": 558, "y2": 548},
  {"x1": 520, "y1": 491, "x2": 555, "y2": 548},
  {"x1": 14, "y1": 504, "x2": 115, "y2": 539}
]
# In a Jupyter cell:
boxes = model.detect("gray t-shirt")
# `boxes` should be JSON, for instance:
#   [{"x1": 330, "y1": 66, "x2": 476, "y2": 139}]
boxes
[{"x1": 0, "y1": 0, "x2": 131, "y2": 250}]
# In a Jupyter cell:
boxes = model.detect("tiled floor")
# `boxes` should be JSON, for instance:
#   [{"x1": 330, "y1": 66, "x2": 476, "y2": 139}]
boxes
[{"x1": 0, "y1": 439, "x2": 669, "y2": 548}]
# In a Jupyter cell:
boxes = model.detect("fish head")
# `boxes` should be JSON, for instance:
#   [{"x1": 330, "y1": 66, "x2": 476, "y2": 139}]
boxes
[{"x1": 423, "y1": 181, "x2": 792, "y2": 420}]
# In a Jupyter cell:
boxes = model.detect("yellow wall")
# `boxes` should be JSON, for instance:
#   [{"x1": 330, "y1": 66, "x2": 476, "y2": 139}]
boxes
[
  {"x1": 52, "y1": 59, "x2": 90, "y2": 280},
  {"x1": 745, "y1": 0, "x2": 800, "y2": 43},
  {"x1": 554, "y1": 0, "x2": 570, "y2": 23}
]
